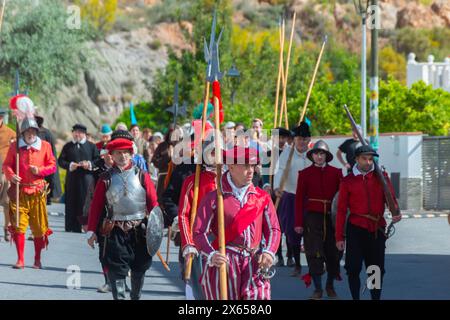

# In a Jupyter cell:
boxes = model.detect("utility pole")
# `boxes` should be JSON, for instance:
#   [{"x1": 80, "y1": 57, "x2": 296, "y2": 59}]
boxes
[
  {"x1": 354, "y1": 0, "x2": 368, "y2": 140},
  {"x1": 369, "y1": 0, "x2": 379, "y2": 151}
]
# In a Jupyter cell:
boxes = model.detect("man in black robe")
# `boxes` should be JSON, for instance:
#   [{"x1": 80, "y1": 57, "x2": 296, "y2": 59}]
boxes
[
  {"x1": 58, "y1": 124, "x2": 99, "y2": 232},
  {"x1": 35, "y1": 115, "x2": 62, "y2": 204}
]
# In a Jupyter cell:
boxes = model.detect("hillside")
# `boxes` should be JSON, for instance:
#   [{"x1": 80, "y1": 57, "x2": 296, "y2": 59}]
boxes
[{"x1": 1, "y1": 0, "x2": 448, "y2": 139}]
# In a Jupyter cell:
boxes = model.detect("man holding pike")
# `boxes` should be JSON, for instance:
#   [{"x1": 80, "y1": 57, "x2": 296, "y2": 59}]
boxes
[
  {"x1": 335, "y1": 145, "x2": 402, "y2": 300},
  {"x1": 193, "y1": 146, "x2": 281, "y2": 300}
]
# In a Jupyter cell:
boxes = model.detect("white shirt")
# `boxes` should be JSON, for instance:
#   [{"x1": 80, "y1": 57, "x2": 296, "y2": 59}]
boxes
[
  {"x1": 274, "y1": 145, "x2": 310, "y2": 194},
  {"x1": 19, "y1": 137, "x2": 42, "y2": 150},
  {"x1": 352, "y1": 164, "x2": 375, "y2": 176},
  {"x1": 226, "y1": 172, "x2": 251, "y2": 206}
]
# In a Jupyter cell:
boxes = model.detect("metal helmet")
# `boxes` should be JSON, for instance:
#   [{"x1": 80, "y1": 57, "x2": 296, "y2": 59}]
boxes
[
  {"x1": 20, "y1": 117, "x2": 39, "y2": 134},
  {"x1": 307, "y1": 140, "x2": 333, "y2": 163}
]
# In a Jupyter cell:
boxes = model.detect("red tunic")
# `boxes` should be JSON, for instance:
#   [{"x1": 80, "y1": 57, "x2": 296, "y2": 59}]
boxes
[
  {"x1": 87, "y1": 163, "x2": 158, "y2": 232},
  {"x1": 294, "y1": 164, "x2": 343, "y2": 228},
  {"x1": 178, "y1": 170, "x2": 216, "y2": 251},
  {"x1": 95, "y1": 141, "x2": 106, "y2": 151},
  {"x1": 335, "y1": 170, "x2": 398, "y2": 242},
  {"x1": 2, "y1": 139, "x2": 56, "y2": 194}
]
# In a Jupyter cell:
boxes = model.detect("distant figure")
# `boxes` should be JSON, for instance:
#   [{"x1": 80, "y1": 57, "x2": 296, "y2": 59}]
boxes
[
  {"x1": 96, "y1": 124, "x2": 113, "y2": 152},
  {"x1": 0, "y1": 108, "x2": 16, "y2": 242},
  {"x1": 35, "y1": 115, "x2": 62, "y2": 203},
  {"x1": 58, "y1": 124, "x2": 99, "y2": 233},
  {"x1": 336, "y1": 124, "x2": 363, "y2": 173}
]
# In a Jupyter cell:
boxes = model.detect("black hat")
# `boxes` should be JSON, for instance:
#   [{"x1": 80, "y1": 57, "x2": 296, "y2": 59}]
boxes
[
  {"x1": 35, "y1": 115, "x2": 44, "y2": 127},
  {"x1": 72, "y1": 124, "x2": 87, "y2": 133},
  {"x1": 0, "y1": 108, "x2": 7, "y2": 116},
  {"x1": 355, "y1": 145, "x2": 379, "y2": 157},
  {"x1": 111, "y1": 129, "x2": 133, "y2": 141},
  {"x1": 273, "y1": 127, "x2": 292, "y2": 138},
  {"x1": 307, "y1": 140, "x2": 333, "y2": 163},
  {"x1": 292, "y1": 121, "x2": 311, "y2": 138}
]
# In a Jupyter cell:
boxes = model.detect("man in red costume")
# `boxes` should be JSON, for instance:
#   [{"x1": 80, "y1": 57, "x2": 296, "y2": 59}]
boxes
[
  {"x1": 86, "y1": 138, "x2": 158, "y2": 300},
  {"x1": 3, "y1": 116, "x2": 56, "y2": 269},
  {"x1": 294, "y1": 140, "x2": 343, "y2": 299},
  {"x1": 178, "y1": 136, "x2": 217, "y2": 299},
  {"x1": 193, "y1": 146, "x2": 281, "y2": 300},
  {"x1": 335, "y1": 145, "x2": 401, "y2": 300}
]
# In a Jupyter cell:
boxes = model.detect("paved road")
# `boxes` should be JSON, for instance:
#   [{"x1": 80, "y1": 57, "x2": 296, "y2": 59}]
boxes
[{"x1": 0, "y1": 205, "x2": 449, "y2": 300}]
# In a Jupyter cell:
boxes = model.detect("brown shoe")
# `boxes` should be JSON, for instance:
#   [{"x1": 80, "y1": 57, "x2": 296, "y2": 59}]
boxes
[
  {"x1": 4, "y1": 228, "x2": 10, "y2": 242},
  {"x1": 326, "y1": 286, "x2": 338, "y2": 299},
  {"x1": 290, "y1": 266, "x2": 301, "y2": 277},
  {"x1": 309, "y1": 290, "x2": 323, "y2": 300}
]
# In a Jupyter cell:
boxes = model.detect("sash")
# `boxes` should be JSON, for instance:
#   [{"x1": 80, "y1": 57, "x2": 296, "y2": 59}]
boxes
[{"x1": 212, "y1": 190, "x2": 270, "y2": 250}]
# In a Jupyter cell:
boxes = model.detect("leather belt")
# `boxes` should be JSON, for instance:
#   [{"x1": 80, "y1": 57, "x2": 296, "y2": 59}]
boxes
[{"x1": 309, "y1": 198, "x2": 331, "y2": 241}]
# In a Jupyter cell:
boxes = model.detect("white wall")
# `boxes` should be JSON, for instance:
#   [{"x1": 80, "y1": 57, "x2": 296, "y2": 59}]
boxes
[{"x1": 312, "y1": 132, "x2": 423, "y2": 179}]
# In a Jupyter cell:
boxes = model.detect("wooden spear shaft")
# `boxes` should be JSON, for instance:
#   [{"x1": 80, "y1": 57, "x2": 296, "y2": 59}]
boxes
[
  {"x1": 15, "y1": 120, "x2": 19, "y2": 228},
  {"x1": 0, "y1": 0, "x2": 7, "y2": 35},
  {"x1": 275, "y1": 38, "x2": 327, "y2": 210},
  {"x1": 184, "y1": 81, "x2": 210, "y2": 281},
  {"x1": 279, "y1": 12, "x2": 296, "y2": 129},
  {"x1": 270, "y1": 18, "x2": 286, "y2": 187},
  {"x1": 278, "y1": 18, "x2": 286, "y2": 127},
  {"x1": 273, "y1": 18, "x2": 285, "y2": 129},
  {"x1": 213, "y1": 96, "x2": 227, "y2": 300},
  {"x1": 166, "y1": 226, "x2": 171, "y2": 263},
  {"x1": 156, "y1": 250, "x2": 170, "y2": 272}
]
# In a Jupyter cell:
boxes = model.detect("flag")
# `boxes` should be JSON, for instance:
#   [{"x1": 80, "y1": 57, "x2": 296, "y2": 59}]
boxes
[
  {"x1": 130, "y1": 101, "x2": 138, "y2": 125},
  {"x1": 211, "y1": 80, "x2": 224, "y2": 123}
]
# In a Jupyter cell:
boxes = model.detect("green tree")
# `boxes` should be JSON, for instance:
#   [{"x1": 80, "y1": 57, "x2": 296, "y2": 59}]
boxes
[
  {"x1": 74, "y1": 0, "x2": 118, "y2": 38},
  {"x1": 0, "y1": 0, "x2": 91, "y2": 104}
]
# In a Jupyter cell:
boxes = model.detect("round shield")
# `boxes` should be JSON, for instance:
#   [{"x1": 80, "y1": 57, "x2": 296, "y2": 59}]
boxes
[{"x1": 146, "y1": 206, "x2": 164, "y2": 257}]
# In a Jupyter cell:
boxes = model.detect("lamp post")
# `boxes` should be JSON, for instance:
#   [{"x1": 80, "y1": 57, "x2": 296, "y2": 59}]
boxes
[
  {"x1": 226, "y1": 64, "x2": 240, "y2": 105},
  {"x1": 353, "y1": 0, "x2": 369, "y2": 140},
  {"x1": 368, "y1": 0, "x2": 379, "y2": 151}
]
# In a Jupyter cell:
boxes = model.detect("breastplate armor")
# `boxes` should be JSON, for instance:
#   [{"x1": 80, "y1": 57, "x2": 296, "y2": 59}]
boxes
[{"x1": 106, "y1": 167, "x2": 147, "y2": 221}]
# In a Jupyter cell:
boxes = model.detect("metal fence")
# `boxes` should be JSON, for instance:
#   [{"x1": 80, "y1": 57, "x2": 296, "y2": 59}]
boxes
[{"x1": 423, "y1": 136, "x2": 450, "y2": 210}]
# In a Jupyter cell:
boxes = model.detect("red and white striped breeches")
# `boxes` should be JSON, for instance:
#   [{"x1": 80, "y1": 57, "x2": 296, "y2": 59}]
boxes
[{"x1": 200, "y1": 249, "x2": 272, "y2": 300}]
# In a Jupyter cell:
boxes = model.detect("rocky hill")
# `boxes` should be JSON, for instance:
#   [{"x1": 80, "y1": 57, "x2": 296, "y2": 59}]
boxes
[{"x1": 48, "y1": 0, "x2": 449, "y2": 140}]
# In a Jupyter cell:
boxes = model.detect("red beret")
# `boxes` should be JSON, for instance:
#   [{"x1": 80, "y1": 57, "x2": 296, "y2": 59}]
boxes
[
  {"x1": 223, "y1": 146, "x2": 260, "y2": 165},
  {"x1": 106, "y1": 138, "x2": 133, "y2": 153}
]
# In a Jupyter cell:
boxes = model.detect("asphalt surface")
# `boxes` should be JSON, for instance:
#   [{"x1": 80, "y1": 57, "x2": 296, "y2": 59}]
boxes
[{"x1": 0, "y1": 204, "x2": 449, "y2": 300}]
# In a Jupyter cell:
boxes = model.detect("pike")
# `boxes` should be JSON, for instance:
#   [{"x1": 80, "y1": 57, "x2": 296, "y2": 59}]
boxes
[
  {"x1": 343, "y1": 104, "x2": 400, "y2": 238},
  {"x1": 0, "y1": 0, "x2": 6, "y2": 34},
  {"x1": 184, "y1": 10, "x2": 229, "y2": 302},
  {"x1": 166, "y1": 80, "x2": 187, "y2": 127},
  {"x1": 275, "y1": 36, "x2": 328, "y2": 209},
  {"x1": 165, "y1": 80, "x2": 186, "y2": 263},
  {"x1": 9, "y1": 70, "x2": 27, "y2": 229}
]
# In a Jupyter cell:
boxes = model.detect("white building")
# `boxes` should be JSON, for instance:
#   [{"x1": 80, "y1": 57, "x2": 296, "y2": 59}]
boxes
[
  {"x1": 407, "y1": 53, "x2": 450, "y2": 92},
  {"x1": 316, "y1": 132, "x2": 423, "y2": 211}
]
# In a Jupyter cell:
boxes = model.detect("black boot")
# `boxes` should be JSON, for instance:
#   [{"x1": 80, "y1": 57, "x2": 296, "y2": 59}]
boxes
[
  {"x1": 348, "y1": 274, "x2": 361, "y2": 300},
  {"x1": 130, "y1": 271, "x2": 146, "y2": 300},
  {"x1": 370, "y1": 288, "x2": 382, "y2": 300},
  {"x1": 110, "y1": 278, "x2": 126, "y2": 300}
]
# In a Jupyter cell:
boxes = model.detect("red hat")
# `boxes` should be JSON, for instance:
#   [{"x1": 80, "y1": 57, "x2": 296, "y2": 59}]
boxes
[
  {"x1": 223, "y1": 146, "x2": 260, "y2": 165},
  {"x1": 106, "y1": 138, "x2": 133, "y2": 153}
]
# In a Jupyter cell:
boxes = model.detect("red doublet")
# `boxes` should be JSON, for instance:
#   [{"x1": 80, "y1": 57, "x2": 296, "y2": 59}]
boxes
[
  {"x1": 87, "y1": 164, "x2": 159, "y2": 232},
  {"x1": 335, "y1": 170, "x2": 398, "y2": 242},
  {"x1": 193, "y1": 172, "x2": 281, "y2": 257},
  {"x1": 178, "y1": 170, "x2": 216, "y2": 251},
  {"x1": 295, "y1": 164, "x2": 343, "y2": 228}
]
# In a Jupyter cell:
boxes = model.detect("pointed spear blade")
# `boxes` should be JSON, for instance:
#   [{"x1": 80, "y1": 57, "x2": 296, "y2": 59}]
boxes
[
  {"x1": 179, "y1": 101, "x2": 187, "y2": 117},
  {"x1": 173, "y1": 80, "x2": 179, "y2": 109}
]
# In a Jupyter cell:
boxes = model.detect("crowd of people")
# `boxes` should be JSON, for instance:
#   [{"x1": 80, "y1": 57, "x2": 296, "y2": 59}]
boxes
[{"x1": 0, "y1": 97, "x2": 402, "y2": 301}]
